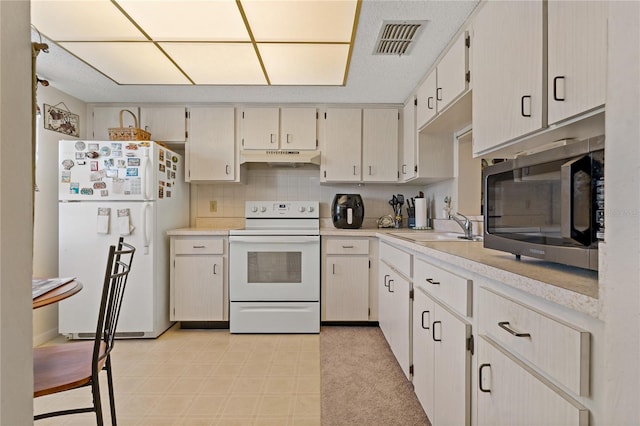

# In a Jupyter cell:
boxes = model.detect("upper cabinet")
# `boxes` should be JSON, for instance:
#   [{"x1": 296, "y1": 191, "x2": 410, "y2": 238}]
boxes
[
  {"x1": 416, "y1": 32, "x2": 470, "y2": 130},
  {"x1": 241, "y1": 107, "x2": 317, "y2": 150},
  {"x1": 472, "y1": 1, "x2": 545, "y2": 155},
  {"x1": 90, "y1": 106, "x2": 140, "y2": 140},
  {"x1": 362, "y1": 108, "x2": 399, "y2": 182},
  {"x1": 321, "y1": 108, "x2": 399, "y2": 183},
  {"x1": 140, "y1": 106, "x2": 187, "y2": 144},
  {"x1": 547, "y1": 1, "x2": 607, "y2": 125},
  {"x1": 400, "y1": 98, "x2": 417, "y2": 182},
  {"x1": 187, "y1": 107, "x2": 238, "y2": 182},
  {"x1": 472, "y1": 1, "x2": 607, "y2": 156}
]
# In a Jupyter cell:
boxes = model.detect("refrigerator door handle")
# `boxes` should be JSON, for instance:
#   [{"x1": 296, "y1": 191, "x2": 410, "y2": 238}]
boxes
[
  {"x1": 142, "y1": 151, "x2": 152, "y2": 200},
  {"x1": 142, "y1": 202, "x2": 152, "y2": 254}
]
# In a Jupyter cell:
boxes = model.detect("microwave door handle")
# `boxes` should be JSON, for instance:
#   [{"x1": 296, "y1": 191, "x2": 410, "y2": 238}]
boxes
[{"x1": 561, "y1": 155, "x2": 593, "y2": 246}]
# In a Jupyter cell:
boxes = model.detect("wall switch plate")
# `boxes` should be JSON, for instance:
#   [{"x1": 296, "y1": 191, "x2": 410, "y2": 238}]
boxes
[{"x1": 209, "y1": 201, "x2": 217, "y2": 212}]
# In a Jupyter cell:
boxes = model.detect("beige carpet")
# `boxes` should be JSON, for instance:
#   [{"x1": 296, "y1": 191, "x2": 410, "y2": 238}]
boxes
[{"x1": 320, "y1": 326, "x2": 431, "y2": 426}]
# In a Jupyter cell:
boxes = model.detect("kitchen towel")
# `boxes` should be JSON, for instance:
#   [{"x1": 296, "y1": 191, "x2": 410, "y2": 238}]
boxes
[{"x1": 415, "y1": 198, "x2": 427, "y2": 228}]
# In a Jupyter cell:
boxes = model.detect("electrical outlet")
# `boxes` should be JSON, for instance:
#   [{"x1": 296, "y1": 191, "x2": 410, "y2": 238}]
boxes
[{"x1": 209, "y1": 201, "x2": 217, "y2": 212}]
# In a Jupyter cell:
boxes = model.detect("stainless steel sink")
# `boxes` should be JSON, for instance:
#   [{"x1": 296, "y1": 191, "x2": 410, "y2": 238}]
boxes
[{"x1": 390, "y1": 231, "x2": 483, "y2": 242}]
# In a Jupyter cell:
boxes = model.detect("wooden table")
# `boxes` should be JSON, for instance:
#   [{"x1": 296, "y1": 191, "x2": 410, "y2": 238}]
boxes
[{"x1": 33, "y1": 280, "x2": 83, "y2": 309}]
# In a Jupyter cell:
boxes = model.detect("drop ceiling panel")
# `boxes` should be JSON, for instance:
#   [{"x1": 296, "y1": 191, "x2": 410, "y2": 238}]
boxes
[
  {"x1": 241, "y1": 0, "x2": 358, "y2": 42},
  {"x1": 259, "y1": 44, "x2": 350, "y2": 85},
  {"x1": 117, "y1": 0, "x2": 251, "y2": 41},
  {"x1": 160, "y1": 43, "x2": 266, "y2": 85},
  {"x1": 31, "y1": 0, "x2": 145, "y2": 41},
  {"x1": 60, "y1": 42, "x2": 192, "y2": 85}
]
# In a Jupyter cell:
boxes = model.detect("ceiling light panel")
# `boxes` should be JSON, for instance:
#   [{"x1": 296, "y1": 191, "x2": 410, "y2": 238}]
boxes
[
  {"x1": 60, "y1": 42, "x2": 192, "y2": 85},
  {"x1": 31, "y1": 0, "x2": 145, "y2": 41},
  {"x1": 116, "y1": 0, "x2": 251, "y2": 41},
  {"x1": 160, "y1": 43, "x2": 266, "y2": 85},
  {"x1": 241, "y1": 0, "x2": 358, "y2": 42},
  {"x1": 258, "y1": 44, "x2": 349, "y2": 85}
]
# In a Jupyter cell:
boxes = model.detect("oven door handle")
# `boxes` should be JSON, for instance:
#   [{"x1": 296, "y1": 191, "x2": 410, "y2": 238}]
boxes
[{"x1": 229, "y1": 236, "x2": 319, "y2": 244}]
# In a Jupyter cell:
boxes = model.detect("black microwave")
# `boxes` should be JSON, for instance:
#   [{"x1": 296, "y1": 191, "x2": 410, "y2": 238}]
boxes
[{"x1": 483, "y1": 135, "x2": 604, "y2": 271}]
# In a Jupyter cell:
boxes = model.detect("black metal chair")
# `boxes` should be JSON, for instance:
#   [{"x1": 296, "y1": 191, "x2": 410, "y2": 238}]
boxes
[{"x1": 34, "y1": 237, "x2": 135, "y2": 425}]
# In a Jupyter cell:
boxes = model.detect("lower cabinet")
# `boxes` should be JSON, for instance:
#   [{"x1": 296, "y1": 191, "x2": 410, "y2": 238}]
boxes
[
  {"x1": 322, "y1": 238, "x2": 370, "y2": 321},
  {"x1": 170, "y1": 236, "x2": 227, "y2": 321},
  {"x1": 477, "y1": 335, "x2": 589, "y2": 426},
  {"x1": 413, "y1": 286, "x2": 472, "y2": 426},
  {"x1": 379, "y1": 260, "x2": 412, "y2": 380}
]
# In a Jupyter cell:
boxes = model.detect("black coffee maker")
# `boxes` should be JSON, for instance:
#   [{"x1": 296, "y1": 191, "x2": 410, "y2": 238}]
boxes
[{"x1": 331, "y1": 194, "x2": 364, "y2": 229}]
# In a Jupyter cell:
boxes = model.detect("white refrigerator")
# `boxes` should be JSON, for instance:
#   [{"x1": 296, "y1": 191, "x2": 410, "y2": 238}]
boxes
[{"x1": 58, "y1": 140, "x2": 188, "y2": 338}]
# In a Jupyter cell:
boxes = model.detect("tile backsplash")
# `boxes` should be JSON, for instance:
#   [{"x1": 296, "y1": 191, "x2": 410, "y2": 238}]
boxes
[{"x1": 191, "y1": 165, "x2": 425, "y2": 228}]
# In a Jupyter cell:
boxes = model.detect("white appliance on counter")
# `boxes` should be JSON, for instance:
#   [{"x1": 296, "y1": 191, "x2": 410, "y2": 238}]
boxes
[
  {"x1": 229, "y1": 201, "x2": 320, "y2": 333},
  {"x1": 58, "y1": 140, "x2": 188, "y2": 338}
]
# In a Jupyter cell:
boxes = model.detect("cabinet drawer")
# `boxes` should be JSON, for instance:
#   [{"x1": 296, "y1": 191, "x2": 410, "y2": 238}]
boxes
[
  {"x1": 325, "y1": 239, "x2": 369, "y2": 255},
  {"x1": 478, "y1": 287, "x2": 590, "y2": 396},
  {"x1": 414, "y1": 258, "x2": 472, "y2": 317},
  {"x1": 380, "y1": 242, "x2": 411, "y2": 277},
  {"x1": 174, "y1": 238, "x2": 224, "y2": 255}
]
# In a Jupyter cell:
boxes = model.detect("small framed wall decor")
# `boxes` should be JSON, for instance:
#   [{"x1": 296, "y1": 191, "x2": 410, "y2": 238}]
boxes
[{"x1": 44, "y1": 103, "x2": 79, "y2": 137}]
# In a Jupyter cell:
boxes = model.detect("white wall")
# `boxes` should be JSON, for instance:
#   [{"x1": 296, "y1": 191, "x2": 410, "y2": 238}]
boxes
[
  {"x1": 32, "y1": 85, "x2": 86, "y2": 345},
  {"x1": 600, "y1": 2, "x2": 640, "y2": 423},
  {"x1": 0, "y1": 1, "x2": 35, "y2": 423}
]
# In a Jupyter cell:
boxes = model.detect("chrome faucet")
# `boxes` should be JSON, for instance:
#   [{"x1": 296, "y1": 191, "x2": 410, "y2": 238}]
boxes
[{"x1": 449, "y1": 212, "x2": 473, "y2": 240}]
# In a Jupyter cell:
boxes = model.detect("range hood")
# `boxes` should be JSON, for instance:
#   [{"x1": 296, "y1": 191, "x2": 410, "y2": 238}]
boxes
[{"x1": 240, "y1": 150, "x2": 321, "y2": 167}]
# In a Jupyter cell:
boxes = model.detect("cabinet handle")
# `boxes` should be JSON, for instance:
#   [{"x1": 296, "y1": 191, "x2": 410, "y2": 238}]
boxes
[
  {"x1": 388, "y1": 279, "x2": 394, "y2": 293},
  {"x1": 436, "y1": 87, "x2": 443, "y2": 101},
  {"x1": 286, "y1": 133, "x2": 292, "y2": 144},
  {"x1": 479, "y1": 363, "x2": 491, "y2": 393},
  {"x1": 332, "y1": 263, "x2": 336, "y2": 275},
  {"x1": 426, "y1": 278, "x2": 440, "y2": 285},
  {"x1": 402, "y1": 164, "x2": 407, "y2": 175},
  {"x1": 342, "y1": 245, "x2": 354, "y2": 249},
  {"x1": 353, "y1": 165, "x2": 357, "y2": 175},
  {"x1": 498, "y1": 321, "x2": 531, "y2": 338},
  {"x1": 225, "y1": 165, "x2": 230, "y2": 175},
  {"x1": 270, "y1": 133, "x2": 276, "y2": 144},
  {"x1": 384, "y1": 274, "x2": 390, "y2": 288},
  {"x1": 553, "y1": 76, "x2": 566, "y2": 101},
  {"x1": 427, "y1": 96, "x2": 434, "y2": 110},
  {"x1": 421, "y1": 310, "x2": 430, "y2": 330},
  {"x1": 520, "y1": 95, "x2": 532, "y2": 117},
  {"x1": 193, "y1": 245, "x2": 205, "y2": 249},
  {"x1": 432, "y1": 320, "x2": 442, "y2": 342},
  {"x1": 368, "y1": 165, "x2": 372, "y2": 176},
  {"x1": 213, "y1": 264, "x2": 218, "y2": 275}
]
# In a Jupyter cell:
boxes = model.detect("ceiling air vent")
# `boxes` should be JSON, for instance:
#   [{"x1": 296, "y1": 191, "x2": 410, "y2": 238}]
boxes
[{"x1": 374, "y1": 21, "x2": 426, "y2": 56}]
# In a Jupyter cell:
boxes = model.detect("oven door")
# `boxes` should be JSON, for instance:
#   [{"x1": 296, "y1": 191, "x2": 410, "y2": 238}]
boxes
[{"x1": 229, "y1": 235, "x2": 320, "y2": 301}]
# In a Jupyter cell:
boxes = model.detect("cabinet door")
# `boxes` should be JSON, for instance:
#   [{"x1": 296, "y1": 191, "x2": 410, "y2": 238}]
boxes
[
  {"x1": 477, "y1": 337, "x2": 589, "y2": 426},
  {"x1": 242, "y1": 107, "x2": 279, "y2": 149},
  {"x1": 325, "y1": 256, "x2": 369, "y2": 321},
  {"x1": 140, "y1": 106, "x2": 186, "y2": 142},
  {"x1": 416, "y1": 70, "x2": 437, "y2": 129},
  {"x1": 547, "y1": 1, "x2": 607, "y2": 125},
  {"x1": 472, "y1": 1, "x2": 544, "y2": 154},
  {"x1": 173, "y1": 255, "x2": 224, "y2": 321},
  {"x1": 437, "y1": 32, "x2": 469, "y2": 112},
  {"x1": 433, "y1": 303, "x2": 471, "y2": 426},
  {"x1": 322, "y1": 108, "x2": 362, "y2": 182},
  {"x1": 400, "y1": 98, "x2": 416, "y2": 181},
  {"x1": 389, "y1": 271, "x2": 411, "y2": 380},
  {"x1": 280, "y1": 107, "x2": 317, "y2": 150},
  {"x1": 378, "y1": 262, "x2": 394, "y2": 343},
  {"x1": 188, "y1": 107, "x2": 236, "y2": 181},
  {"x1": 363, "y1": 108, "x2": 399, "y2": 182},
  {"x1": 413, "y1": 288, "x2": 436, "y2": 420},
  {"x1": 91, "y1": 106, "x2": 140, "y2": 140}
]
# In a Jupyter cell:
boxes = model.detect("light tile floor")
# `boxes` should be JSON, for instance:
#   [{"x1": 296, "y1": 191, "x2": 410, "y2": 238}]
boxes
[{"x1": 34, "y1": 325, "x2": 321, "y2": 426}]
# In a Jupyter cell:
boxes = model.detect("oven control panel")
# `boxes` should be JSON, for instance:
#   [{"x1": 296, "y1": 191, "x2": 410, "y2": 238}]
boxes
[{"x1": 245, "y1": 201, "x2": 319, "y2": 218}]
